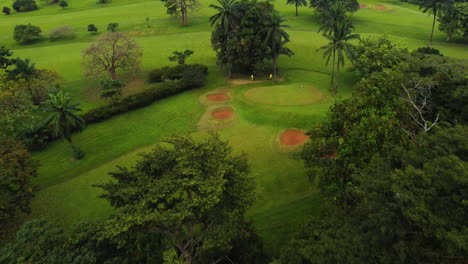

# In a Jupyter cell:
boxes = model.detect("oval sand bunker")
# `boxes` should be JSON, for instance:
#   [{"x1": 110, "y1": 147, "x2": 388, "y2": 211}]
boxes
[
  {"x1": 280, "y1": 129, "x2": 309, "y2": 146},
  {"x1": 211, "y1": 109, "x2": 234, "y2": 120},
  {"x1": 206, "y1": 93, "x2": 229, "y2": 101}
]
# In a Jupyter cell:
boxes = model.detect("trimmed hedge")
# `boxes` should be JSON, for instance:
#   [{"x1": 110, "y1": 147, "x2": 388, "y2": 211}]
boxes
[{"x1": 36, "y1": 64, "x2": 208, "y2": 149}]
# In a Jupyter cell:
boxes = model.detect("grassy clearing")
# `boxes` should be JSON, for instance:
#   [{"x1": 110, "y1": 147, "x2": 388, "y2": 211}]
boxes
[{"x1": 2, "y1": 0, "x2": 466, "y2": 257}]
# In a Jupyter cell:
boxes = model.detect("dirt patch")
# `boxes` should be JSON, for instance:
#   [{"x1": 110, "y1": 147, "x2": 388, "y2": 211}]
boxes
[
  {"x1": 207, "y1": 93, "x2": 230, "y2": 102},
  {"x1": 211, "y1": 109, "x2": 234, "y2": 120},
  {"x1": 280, "y1": 129, "x2": 309, "y2": 146},
  {"x1": 359, "y1": 4, "x2": 367, "y2": 8},
  {"x1": 376, "y1": 5, "x2": 387, "y2": 11}
]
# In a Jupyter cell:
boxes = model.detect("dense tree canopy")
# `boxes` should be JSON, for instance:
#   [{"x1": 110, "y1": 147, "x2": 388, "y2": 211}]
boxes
[{"x1": 0, "y1": 135, "x2": 38, "y2": 226}]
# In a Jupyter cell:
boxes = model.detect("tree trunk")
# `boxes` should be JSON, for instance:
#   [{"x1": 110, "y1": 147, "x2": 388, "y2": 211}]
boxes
[
  {"x1": 111, "y1": 69, "x2": 117, "y2": 80},
  {"x1": 330, "y1": 47, "x2": 336, "y2": 94},
  {"x1": 181, "y1": 4, "x2": 188, "y2": 26},
  {"x1": 429, "y1": 9, "x2": 437, "y2": 45},
  {"x1": 295, "y1": 1, "x2": 298, "y2": 16},
  {"x1": 227, "y1": 34, "x2": 232, "y2": 79},
  {"x1": 335, "y1": 59, "x2": 340, "y2": 95},
  {"x1": 273, "y1": 40, "x2": 277, "y2": 80},
  {"x1": 66, "y1": 137, "x2": 76, "y2": 154}
]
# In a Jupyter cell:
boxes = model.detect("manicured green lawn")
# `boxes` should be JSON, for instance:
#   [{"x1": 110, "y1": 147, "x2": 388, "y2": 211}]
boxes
[{"x1": 2, "y1": 0, "x2": 467, "y2": 257}]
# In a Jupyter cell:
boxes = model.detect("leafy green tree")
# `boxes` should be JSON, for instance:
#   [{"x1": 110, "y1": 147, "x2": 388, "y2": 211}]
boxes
[
  {"x1": 261, "y1": 11, "x2": 293, "y2": 80},
  {"x1": 351, "y1": 35, "x2": 409, "y2": 78},
  {"x1": 211, "y1": 0, "x2": 274, "y2": 73},
  {"x1": 318, "y1": 19, "x2": 359, "y2": 94},
  {"x1": 12, "y1": 0, "x2": 38, "y2": 12},
  {"x1": 162, "y1": 0, "x2": 199, "y2": 26},
  {"x1": 58, "y1": 0, "x2": 68, "y2": 8},
  {"x1": 13, "y1": 24, "x2": 42, "y2": 43},
  {"x1": 3, "y1": 6, "x2": 10, "y2": 15},
  {"x1": 6, "y1": 57, "x2": 36, "y2": 80},
  {"x1": 0, "y1": 46, "x2": 13, "y2": 70},
  {"x1": 283, "y1": 125, "x2": 468, "y2": 264},
  {"x1": 97, "y1": 134, "x2": 257, "y2": 263},
  {"x1": 310, "y1": 0, "x2": 359, "y2": 13},
  {"x1": 316, "y1": 0, "x2": 348, "y2": 35},
  {"x1": 87, "y1": 24, "x2": 98, "y2": 33},
  {"x1": 438, "y1": 5, "x2": 459, "y2": 40},
  {"x1": 419, "y1": 0, "x2": 451, "y2": 45},
  {"x1": 454, "y1": 2, "x2": 468, "y2": 38},
  {"x1": 42, "y1": 91, "x2": 86, "y2": 158},
  {"x1": 82, "y1": 32, "x2": 142, "y2": 80},
  {"x1": 168, "y1": 49, "x2": 194, "y2": 64},
  {"x1": 286, "y1": 0, "x2": 307, "y2": 16},
  {"x1": 100, "y1": 79, "x2": 124, "y2": 106},
  {"x1": 107, "y1": 22, "x2": 118, "y2": 32},
  {"x1": 209, "y1": 0, "x2": 240, "y2": 78},
  {"x1": 0, "y1": 134, "x2": 38, "y2": 226}
]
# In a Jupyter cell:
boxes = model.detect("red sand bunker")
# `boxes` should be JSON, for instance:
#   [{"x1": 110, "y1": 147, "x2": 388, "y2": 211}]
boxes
[
  {"x1": 376, "y1": 5, "x2": 387, "y2": 10},
  {"x1": 359, "y1": 4, "x2": 367, "y2": 8},
  {"x1": 207, "y1": 93, "x2": 229, "y2": 101},
  {"x1": 211, "y1": 109, "x2": 234, "y2": 120},
  {"x1": 280, "y1": 129, "x2": 309, "y2": 146}
]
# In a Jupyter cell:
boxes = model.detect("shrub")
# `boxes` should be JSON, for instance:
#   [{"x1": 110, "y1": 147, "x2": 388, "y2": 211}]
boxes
[
  {"x1": 87, "y1": 24, "x2": 98, "y2": 33},
  {"x1": 58, "y1": 0, "x2": 68, "y2": 8},
  {"x1": 3, "y1": 6, "x2": 10, "y2": 15},
  {"x1": 148, "y1": 68, "x2": 165, "y2": 83},
  {"x1": 49, "y1": 25, "x2": 74, "y2": 41},
  {"x1": 13, "y1": 24, "x2": 41, "y2": 43},
  {"x1": 147, "y1": 64, "x2": 208, "y2": 87},
  {"x1": 416, "y1": 47, "x2": 443, "y2": 56},
  {"x1": 12, "y1": 0, "x2": 38, "y2": 12},
  {"x1": 98, "y1": 0, "x2": 108, "y2": 3},
  {"x1": 107, "y1": 22, "x2": 118, "y2": 32},
  {"x1": 72, "y1": 147, "x2": 85, "y2": 160}
]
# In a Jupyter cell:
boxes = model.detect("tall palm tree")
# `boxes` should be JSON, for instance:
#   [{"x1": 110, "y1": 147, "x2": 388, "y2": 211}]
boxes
[
  {"x1": 42, "y1": 91, "x2": 86, "y2": 156},
  {"x1": 317, "y1": 1, "x2": 348, "y2": 35},
  {"x1": 209, "y1": 0, "x2": 240, "y2": 78},
  {"x1": 286, "y1": 0, "x2": 307, "y2": 16},
  {"x1": 419, "y1": 0, "x2": 451, "y2": 45},
  {"x1": 318, "y1": 20, "x2": 359, "y2": 94},
  {"x1": 262, "y1": 11, "x2": 291, "y2": 80}
]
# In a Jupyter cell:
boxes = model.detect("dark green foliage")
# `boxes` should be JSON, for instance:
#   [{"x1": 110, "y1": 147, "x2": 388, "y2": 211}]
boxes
[
  {"x1": 98, "y1": 0, "x2": 108, "y2": 3},
  {"x1": 107, "y1": 22, "x2": 118, "y2": 32},
  {"x1": 13, "y1": 24, "x2": 42, "y2": 43},
  {"x1": 58, "y1": 0, "x2": 68, "y2": 9},
  {"x1": 286, "y1": 0, "x2": 307, "y2": 16},
  {"x1": 0, "y1": 134, "x2": 38, "y2": 226},
  {"x1": 211, "y1": 0, "x2": 276, "y2": 73},
  {"x1": 20, "y1": 121, "x2": 50, "y2": 151},
  {"x1": 6, "y1": 57, "x2": 36, "y2": 80},
  {"x1": 161, "y1": 0, "x2": 199, "y2": 26},
  {"x1": 87, "y1": 24, "x2": 98, "y2": 33},
  {"x1": 418, "y1": 0, "x2": 452, "y2": 44},
  {"x1": 351, "y1": 35, "x2": 409, "y2": 78},
  {"x1": 454, "y1": 2, "x2": 468, "y2": 38},
  {"x1": 2, "y1": 6, "x2": 10, "y2": 15},
  {"x1": 12, "y1": 0, "x2": 38, "y2": 12},
  {"x1": 97, "y1": 134, "x2": 257, "y2": 263},
  {"x1": 416, "y1": 46, "x2": 443, "y2": 55},
  {"x1": 42, "y1": 91, "x2": 86, "y2": 158},
  {"x1": 168, "y1": 49, "x2": 193, "y2": 64},
  {"x1": 99, "y1": 79, "x2": 125, "y2": 106},
  {"x1": 0, "y1": 46, "x2": 13, "y2": 69},
  {"x1": 282, "y1": 126, "x2": 468, "y2": 264},
  {"x1": 310, "y1": 0, "x2": 359, "y2": 13},
  {"x1": 85, "y1": 64, "x2": 207, "y2": 123}
]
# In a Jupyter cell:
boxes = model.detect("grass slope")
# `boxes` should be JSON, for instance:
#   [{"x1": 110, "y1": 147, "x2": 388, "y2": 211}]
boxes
[{"x1": 1, "y1": 0, "x2": 466, "y2": 257}]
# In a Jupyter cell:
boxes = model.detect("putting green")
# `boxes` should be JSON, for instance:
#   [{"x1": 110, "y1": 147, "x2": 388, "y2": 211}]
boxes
[{"x1": 244, "y1": 84, "x2": 325, "y2": 106}]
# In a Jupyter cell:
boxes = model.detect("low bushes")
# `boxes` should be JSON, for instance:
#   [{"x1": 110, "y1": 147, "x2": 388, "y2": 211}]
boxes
[
  {"x1": 49, "y1": 25, "x2": 75, "y2": 41},
  {"x1": 148, "y1": 64, "x2": 208, "y2": 87}
]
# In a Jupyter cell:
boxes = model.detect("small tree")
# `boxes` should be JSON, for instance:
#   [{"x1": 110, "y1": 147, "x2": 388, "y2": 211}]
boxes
[
  {"x1": 0, "y1": 134, "x2": 39, "y2": 226},
  {"x1": 13, "y1": 24, "x2": 42, "y2": 43},
  {"x1": 107, "y1": 22, "x2": 118, "y2": 32},
  {"x1": 97, "y1": 134, "x2": 257, "y2": 263},
  {"x1": 168, "y1": 49, "x2": 193, "y2": 64},
  {"x1": 98, "y1": 0, "x2": 108, "y2": 3},
  {"x1": 58, "y1": 0, "x2": 68, "y2": 9},
  {"x1": 100, "y1": 79, "x2": 124, "y2": 106},
  {"x1": 87, "y1": 24, "x2": 98, "y2": 33},
  {"x1": 162, "y1": 0, "x2": 200, "y2": 26},
  {"x1": 12, "y1": 0, "x2": 38, "y2": 12},
  {"x1": 42, "y1": 91, "x2": 86, "y2": 159},
  {"x1": 286, "y1": 0, "x2": 307, "y2": 16},
  {"x1": 0, "y1": 46, "x2": 13, "y2": 70},
  {"x1": 3, "y1": 6, "x2": 10, "y2": 15},
  {"x1": 82, "y1": 32, "x2": 142, "y2": 80}
]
